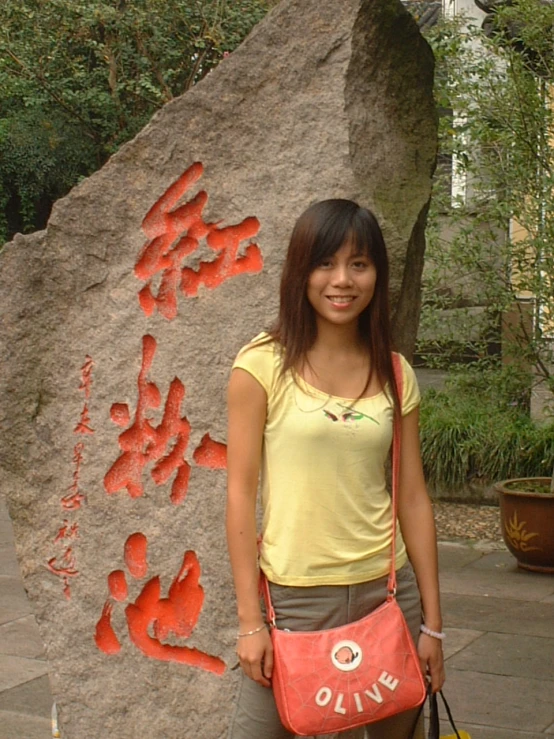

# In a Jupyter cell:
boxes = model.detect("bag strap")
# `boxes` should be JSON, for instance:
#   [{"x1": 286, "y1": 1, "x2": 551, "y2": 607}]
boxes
[
  {"x1": 387, "y1": 352, "x2": 404, "y2": 600},
  {"x1": 259, "y1": 542, "x2": 277, "y2": 626},
  {"x1": 410, "y1": 687, "x2": 462, "y2": 739},
  {"x1": 437, "y1": 690, "x2": 462, "y2": 739},
  {"x1": 261, "y1": 353, "x2": 404, "y2": 623}
]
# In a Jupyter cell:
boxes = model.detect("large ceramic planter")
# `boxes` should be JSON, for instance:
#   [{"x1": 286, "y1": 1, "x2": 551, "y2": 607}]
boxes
[{"x1": 494, "y1": 478, "x2": 554, "y2": 573}]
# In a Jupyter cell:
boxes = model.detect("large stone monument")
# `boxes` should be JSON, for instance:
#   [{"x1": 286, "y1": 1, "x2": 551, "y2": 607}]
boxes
[{"x1": 0, "y1": 0, "x2": 436, "y2": 736}]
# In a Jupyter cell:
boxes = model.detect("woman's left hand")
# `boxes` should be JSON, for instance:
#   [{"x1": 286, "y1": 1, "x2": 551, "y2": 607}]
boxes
[{"x1": 417, "y1": 632, "x2": 445, "y2": 693}]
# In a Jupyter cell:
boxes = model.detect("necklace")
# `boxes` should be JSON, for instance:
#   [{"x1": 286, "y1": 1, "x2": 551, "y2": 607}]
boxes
[
  {"x1": 291, "y1": 376, "x2": 361, "y2": 415},
  {"x1": 291, "y1": 376, "x2": 332, "y2": 413}
]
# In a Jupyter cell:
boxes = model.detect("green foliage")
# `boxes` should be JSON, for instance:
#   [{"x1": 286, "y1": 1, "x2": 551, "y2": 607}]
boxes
[
  {"x1": 420, "y1": 364, "x2": 554, "y2": 490},
  {"x1": 0, "y1": 0, "x2": 274, "y2": 243},
  {"x1": 420, "y1": 0, "x2": 554, "y2": 387},
  {"x1": 0, "y1": 109, "x2": 97, "y2": 237}
]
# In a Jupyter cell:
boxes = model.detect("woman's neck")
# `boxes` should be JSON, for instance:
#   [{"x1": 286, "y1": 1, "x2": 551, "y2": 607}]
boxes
[
  {"x1": 300, "y1": 323, "x2": 376, "y2": 398},
  {"x1": 310, "y1": 320, "x2": 366, "y2": 359}
]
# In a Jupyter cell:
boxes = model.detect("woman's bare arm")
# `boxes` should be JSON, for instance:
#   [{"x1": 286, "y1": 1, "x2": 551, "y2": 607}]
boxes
[
  {"x1": 396, "y1": 407, "x2": 445, "y2": 692},
  {"x1": 226, "y1": 367, "x2": 273, "y2": 687}
]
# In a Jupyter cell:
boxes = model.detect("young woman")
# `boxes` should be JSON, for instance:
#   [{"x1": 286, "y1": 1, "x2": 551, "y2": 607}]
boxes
[{"x1": 226, "y1": 200, "x2": 445, "y2": 739}]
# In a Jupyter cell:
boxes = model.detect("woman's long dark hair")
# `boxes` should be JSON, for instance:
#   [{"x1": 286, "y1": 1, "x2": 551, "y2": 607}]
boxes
[{"x1": 269, "y1": 199, "x2": 400, "y2": 413}]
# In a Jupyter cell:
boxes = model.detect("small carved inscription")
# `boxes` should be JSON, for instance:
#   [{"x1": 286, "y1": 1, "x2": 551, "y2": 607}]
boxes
[{"x1": 48, "y1": 356, "x2": 94, "y2": 598}]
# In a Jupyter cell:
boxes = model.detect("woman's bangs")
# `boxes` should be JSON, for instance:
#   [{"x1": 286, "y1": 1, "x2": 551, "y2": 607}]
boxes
[
  {"x1": 303, "y1": 201, "x2": 381, "y2": 271},
  {"x1": 308, "y1": 220, "x2": 350, "y2": 268},
  {"x1": 350, "y1": 207, "x2": 382, "y2": 261},
  {"x1": 347, "y1": 226, "x2": 375, "y2": 261}
]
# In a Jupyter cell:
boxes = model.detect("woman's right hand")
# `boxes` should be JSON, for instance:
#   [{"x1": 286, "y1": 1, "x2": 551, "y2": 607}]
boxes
[{"x1": 236, "y1": 626, "x2": 274, "y2": 687}]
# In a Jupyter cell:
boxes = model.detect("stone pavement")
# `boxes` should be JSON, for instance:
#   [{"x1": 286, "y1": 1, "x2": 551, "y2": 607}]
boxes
[{"x1": 1, "y1": 495, "x2": 553, "y2": 739}]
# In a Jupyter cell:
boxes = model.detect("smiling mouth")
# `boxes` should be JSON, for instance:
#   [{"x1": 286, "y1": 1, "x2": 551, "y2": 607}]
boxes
[{"x1": 326, "y1": 296, "x2": 355, "y2": 304}]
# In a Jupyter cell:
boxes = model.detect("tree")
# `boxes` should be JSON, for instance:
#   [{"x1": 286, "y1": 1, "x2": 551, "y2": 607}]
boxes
[
  {"x1": 420, "y1": 0, "x2": 554, "y2": 403},
  {"x1": 0, "y1": 0, "x2": 276, "y2": 242}
]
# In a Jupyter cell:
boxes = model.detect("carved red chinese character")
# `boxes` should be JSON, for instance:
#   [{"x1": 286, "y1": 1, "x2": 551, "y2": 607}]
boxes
[
  {"x1": 79, "y1": 356, "x2": 94, "y2": 399},
  {"x1": 135, "y1": 162, "x2": 263, "y2": 320},
  {"x1": 104, "y1": 335, "x2": 191, "y2": 505},
  {"x1": 60, "y1": 442, "x2": 87, "y2": 510},
  {"x1": 74, "y1": 404, "x2": 94, "y2": 435},
  {"x1": 94, "y1": 533, "x2": 225, "y2": 675},
  {"x1": 193, "y1": 434, "x2": 227, "y2": 469},
  {"x1": 47, "y1": 548, "x2": 78, "y2": 599},
  {"x1": 54, "y1": 521, "x2": 79, "y2": 543},
  {"x1": 61, "y1": 488, "x2": 86, "y2": 511}
]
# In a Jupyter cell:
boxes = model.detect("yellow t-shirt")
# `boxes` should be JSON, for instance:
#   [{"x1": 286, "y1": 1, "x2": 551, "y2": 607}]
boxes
[{"x1": 232, "y1": 334, "x2": 421, "y2": 586}]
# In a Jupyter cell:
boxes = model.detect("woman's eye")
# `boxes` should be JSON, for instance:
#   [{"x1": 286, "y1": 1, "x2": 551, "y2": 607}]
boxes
[
  {"x1": 318, "y1": 260, "x2": 333, "y2": 268},
  {"x1": 352, "y1": 260, "x2": 369, "y2": 269}
]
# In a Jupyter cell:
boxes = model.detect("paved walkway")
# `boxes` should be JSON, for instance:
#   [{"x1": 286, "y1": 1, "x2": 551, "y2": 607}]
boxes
[{"x1": 1, "y1": 496, "x2": 553, "y2": 739}]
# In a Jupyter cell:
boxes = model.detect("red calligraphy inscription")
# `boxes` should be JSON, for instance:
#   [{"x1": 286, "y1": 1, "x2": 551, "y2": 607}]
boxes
[
  {"x1": 104, "y1": 335, "x2": 192, "y2": 505},
  {"x1": 74, "y1": 355, "x2": 94, "y2": 433},
  {"x1": 79, "y1": 356, "x2": 94, "y2": 398},
  {"x1": 124, "y1": 532, "x2": 148, "y2": 578},
  {"x1": 108, "y1": 571, "x2": 128, "y2": 602},
  {"x1": 54, "y1": 521, "x2": 79, "y2": 544},
  {"x1": 47, "y1": 548, "x2": 78, "y2": 599},
  {"x1": 61, "y1": 442, "x2": 87, "y2": 511},
  {"x1": 95, "y1": 534, "x2": 225, "y2": 675},
  {"x1": 49, "y1": 356, "x2": 95, "y2": 599},
  {"x1": 95, "y1": 602, "x2": 121, "y2": 655},
  {"x1": 74, "y1": 404, "x2": 94, "y2": 435},
  {"x1": 193, "y1": 434, "x2": 227, "y2": 470},
  {"x1": 135, "y1": 162, "x2": 263, "y2": 320}
]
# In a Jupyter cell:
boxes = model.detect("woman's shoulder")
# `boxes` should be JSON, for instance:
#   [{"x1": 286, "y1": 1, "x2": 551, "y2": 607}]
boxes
[
  {"x1": 392, "y1": 352, "x2": 420, "y2": 414},
  {"x1": 232, "y1": 333, "x2": 282, "y2": 394},
  {"x1": 392, "y1": 351, "x2": 414, "y2": 371},
  {"x1": 236, "y1": 332, "x2": 278, "y2": 358}
]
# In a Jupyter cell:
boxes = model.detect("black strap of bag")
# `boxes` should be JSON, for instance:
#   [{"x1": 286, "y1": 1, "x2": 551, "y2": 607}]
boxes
[{"x1": 410, "y1": 686, "x2": 462, "y2": 739}]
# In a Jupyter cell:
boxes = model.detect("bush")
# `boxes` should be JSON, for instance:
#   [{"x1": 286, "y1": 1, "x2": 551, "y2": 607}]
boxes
[{"x1": 420, "y1": 365, "x2": 554, "y2": 490}]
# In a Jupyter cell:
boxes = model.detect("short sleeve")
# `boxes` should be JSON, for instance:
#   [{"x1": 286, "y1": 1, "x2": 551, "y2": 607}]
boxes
[
  {"x1": 398, "y1": 354, "x2": 421, "y2": 416},
  {"x1": 232, "y1": 333, "x2": 278, "y2": 395}
]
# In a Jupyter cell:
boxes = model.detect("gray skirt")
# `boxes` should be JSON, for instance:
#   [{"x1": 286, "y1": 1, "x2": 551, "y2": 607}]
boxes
[{"x1": 228, "y1": 561, "x2": 425, "y2": 739}]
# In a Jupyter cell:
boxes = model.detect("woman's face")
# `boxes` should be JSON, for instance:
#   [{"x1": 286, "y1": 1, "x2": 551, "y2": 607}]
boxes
[{"x1": 306, "y1": 239, "x2": 377, "y2": 329}]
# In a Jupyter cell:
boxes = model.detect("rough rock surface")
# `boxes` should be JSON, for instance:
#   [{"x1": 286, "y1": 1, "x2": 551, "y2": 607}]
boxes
[{"x1": 0, "y1": 1, "x2": 436, "y2": 737}]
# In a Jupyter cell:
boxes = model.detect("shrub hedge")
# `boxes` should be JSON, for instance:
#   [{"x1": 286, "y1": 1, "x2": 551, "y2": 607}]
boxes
[{"x1": 419, "y1": 365, "x2": 554, "y2": 491}]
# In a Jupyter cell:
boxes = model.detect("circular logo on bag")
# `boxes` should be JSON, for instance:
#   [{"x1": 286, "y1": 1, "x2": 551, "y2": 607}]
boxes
[{"x1": 331, "y1": 640, "x2": 363, "y2": 672}]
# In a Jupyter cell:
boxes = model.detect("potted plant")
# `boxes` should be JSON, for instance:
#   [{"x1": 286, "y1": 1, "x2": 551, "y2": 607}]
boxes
[{"x1": 494, "y1": 475, "x2": 554, "y2": 573}]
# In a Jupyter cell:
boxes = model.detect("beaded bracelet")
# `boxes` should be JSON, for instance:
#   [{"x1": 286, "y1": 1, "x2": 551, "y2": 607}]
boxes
[
  {"x1": 420, "y1": 624, "x2": 446, "y2": 641},
  {"x1": 236, "y1": 624, "x2": 267, "y2": 639}
]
